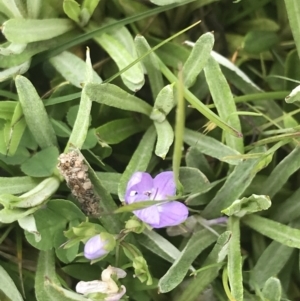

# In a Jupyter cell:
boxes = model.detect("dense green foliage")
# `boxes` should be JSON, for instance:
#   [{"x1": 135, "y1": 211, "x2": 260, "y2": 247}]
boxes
[{"x1": 1, "y1": 0, "x2": 300, "y2": 300}]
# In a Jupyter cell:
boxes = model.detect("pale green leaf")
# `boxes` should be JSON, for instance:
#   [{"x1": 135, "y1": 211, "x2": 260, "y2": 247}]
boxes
[
  {"x1": 204, "y1": 55, "x2": 243, "y2": 153},
  {"x1": 0, "y1": 266, "x2": 23, "y2": 301},
  {"x1": 222, "y1": 194, "x2": 271, "y2": 217},
  {"x1": 2, "y1": 18, "x2": 74, "y2": 43},
  {"x1": 84, "y1": 83, "x2": 152, "y2": 115},
  {"x1": 154, "y1": 120, "x2": 174, "y2": 159},
  {"x1": 183, "y1": 32, "x2": 214, "y2": 88},
  {"x1": 15, "y1": 75, "x2": 58, "y2": 149},
  {"x1": 243, "y1": 215, "x2": 300, "y2": 248}
]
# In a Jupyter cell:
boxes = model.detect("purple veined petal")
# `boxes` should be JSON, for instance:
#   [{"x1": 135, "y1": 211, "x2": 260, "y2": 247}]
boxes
[
  {"x1": 125, "y1": 172, "x2": 153, "y2": 204},
  {"x1": 154, "y1": 201, "x2": 189, "y2": 228},
  {"x1": 84, "y1": 235, "x2": 108, "y2": 260},
  {"x1": 133, "y1": 205, "x2": 160, "y2": 227},
  {"x1": 153, "y1": 171, "x2": 176, "y2": 200}
]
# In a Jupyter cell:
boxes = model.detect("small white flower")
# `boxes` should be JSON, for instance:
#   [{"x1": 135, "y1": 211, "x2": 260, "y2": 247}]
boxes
[{"x1": 76, "y1": 266, "x2": 126, "y2": 301}]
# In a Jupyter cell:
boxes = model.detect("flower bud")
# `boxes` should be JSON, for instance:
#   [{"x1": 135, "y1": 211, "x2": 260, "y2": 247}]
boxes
[{"x1": 84, "y1": 233, "x2": 115, "y2": 260}]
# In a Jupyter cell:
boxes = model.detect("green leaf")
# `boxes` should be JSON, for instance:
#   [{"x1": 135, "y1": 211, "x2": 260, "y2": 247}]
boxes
[
  {"x1": 158, "y1": 57, "x2": 242, "y2": 137},
  {"x1": 21, "y1": 146, "x2": 59, "y2": 177},
  {"x1": 18, "y1": 214, "x2": 41, "y2": 242},
  {"x1": 66, "y1": 49, "x2": 95, "y2": 151},
  {"x1": 250, "y1": 241, "x2": 293, "y2": 288},
  {"x1": 243, "y1": 31, "x2": 279, "y2": 54},
  {"x1": 0, "y1": 60, "x2": 31, "y2": 82},
  {"x1": 0, "y1": 176, "x2": 41, "y2": 195},
  {"x1": 0, "y1": 177, "x2": 60, "y2": 209},
  {"x1": 184, "y1": 128, "x2": 241, "y2": 165},
  {"x1": 185, "y1": 146, "x2": 215, "y2": 180},
  {"x1": 202, "y1": 147, "x2": 270, "y2": 219},
  {"x1": 261, "y1": 147, "x2": 300, "y2": 198},
  {"x1": 25, "y1": 199, "x2": 85, "y2": 250},
  {"x1": 82, "y1": 0, "x2": 100, "y2": 21},
  {"x1": 179, "y1": 166, "x2": 209, "y2": 194},
  {"x1": 82, "y1": 153, "x2": 122, "y2": 232},
  {"x1": 26, "y1": 0, "x2": 42, "y2": 19},
  {"x1": 0, "y1": 101, "x2": 16, "y2": 119},
  {"x1": 0, "y1": 266, "x2": 23, "y2": 301},
  {"x1": 175, "y1": 231, "x2": 231, "y2": 301},
  {"x1": 283, "y1": 0, "x2": 300, "y2": 59},
  {"x1": 204, "y1": 55, "x2": 243, "y2": 153},
  {"x1": 118, "y1": 126, "x2": 156, "y2": 202},
  {"x1": 49, "y1": 51, "x2": 102, "y2": 88},
  {"x1": 0, "y1": 0, "x2": 26, "y2": 18},
  {"x1": 183, "y1": 32, "x2": 214, "y2": 88},
  {"x1": 63, "y1": 0, "x2": 81, "y2": 23},
  {"x1": 0, "y1": 206, "x2": 39, "y2": 224},
  {"x1": 285, "y1": 85, "x2": 300, "y2": 103},
  {"x1": 154, "y1": 120, "x2": 174, "y2": 159},
  {"x1": 135, "y1": 35, "x2": 164, "y2": 99},
  {"x1": 138, "y1": 229, "x2": 183, "y2": 263},
  {"x1": 84, "y1": 83, "x2": 152, "y2": 115},
  {"x1": 15, "y1": 75, "x2": 58, "y2": 149},
  {"x1": 2, "y1": 18, "x2": 74, "y2": 43},
  {"x1": 158, "y1": 228, "x2": 218, "y2": 293},
  {"x1": 262, "y1": 277, "x2": 282, "y2": 301},
  {"x1": 242, "y1": 214, "x2": 300, "y2": 248},
  {"x1": 150, "y1": 84, "x2": 175, "y2": 122},
  {"x1": 272, "y1": 187, "x2": 300, "y2": 223},
  {"x1": 95, "y1": 172, "x2": 121, "y2": 195},
  {"x1": 95, "y1": 118, "x2": 149, "y2": 144},
  {"x1": 222, "y1": 194, "x2": 271, "y2": 217},
  {"x1": 35, "y1": 250, "x2": 89, "y2": 301},
  {"x1": 5, "y1": 102, "x2": 27, "y2": 156},
  {"x1": 89, "y1": 23, "x2": 145, "y2": 91},
  {"x1": 227, "y1": 216, "x2": 243, "y2": 301}
]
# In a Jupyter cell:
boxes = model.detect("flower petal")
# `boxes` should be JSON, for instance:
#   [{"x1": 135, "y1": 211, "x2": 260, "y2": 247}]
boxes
[
  {"x1": 105, "y1": 285, "x2": 126, "y2": 301},
  {"x1": 125, "y1": 172, "x2": 153, "y2": 204},
  {"x1": 76, "y1": 280, "x2": 108, "y2": 295},
  {"x1": 84, "y1": 235, "x2": 108, "y2": 260},
  {"x1": 133, "y1": 205, "x2": 160, "y2": 227},
  {"x1": 153, "y1": 171, "x2": 176, "y2": 200},
  {"x1": 154, "y1": 201, "x2": 189, "y2": 228}
]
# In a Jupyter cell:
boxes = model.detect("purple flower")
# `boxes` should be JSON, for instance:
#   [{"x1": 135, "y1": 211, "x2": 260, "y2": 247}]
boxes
[
  {"x1": 125, "y1": 171, "x2": 188, "y2": 228},
  {"x1": 84, "y1": 235, "x2": 109, "y2": 260}
]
